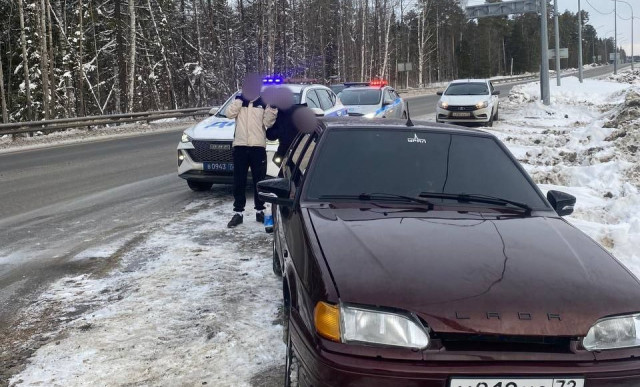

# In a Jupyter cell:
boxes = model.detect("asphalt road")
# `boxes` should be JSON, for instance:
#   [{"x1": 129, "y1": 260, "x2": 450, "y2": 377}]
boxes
[{"x1": 0, "y1": 64, "x2": 626, "y2": 382}]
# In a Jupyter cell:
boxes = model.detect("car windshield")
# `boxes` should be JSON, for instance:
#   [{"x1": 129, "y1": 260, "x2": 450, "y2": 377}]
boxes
[
  {"x1": 339, "y1": 89, "x2": 382, "y2": 105},
  {"x1": 445, "y1": 82, "x2": 489, "y2": 96},
  {"x1": 305, "y1": 129, "x2": 547, "y2": 210},
  {"x1": 216, "y1": 90, "x2": 302, "y2": 118}
]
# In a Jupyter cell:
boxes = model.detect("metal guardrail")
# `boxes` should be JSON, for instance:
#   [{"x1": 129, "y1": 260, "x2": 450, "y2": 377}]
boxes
[{"x1": 0, "y1": 107, "x2": 212, "y2": 137}]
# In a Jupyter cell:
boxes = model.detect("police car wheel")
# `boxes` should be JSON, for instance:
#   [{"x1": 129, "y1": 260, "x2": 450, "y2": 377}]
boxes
[{"x1": 187, "y1": 180, "x2": 213, "y2": 192}]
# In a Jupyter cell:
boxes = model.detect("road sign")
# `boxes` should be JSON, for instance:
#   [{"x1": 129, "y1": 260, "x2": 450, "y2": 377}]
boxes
[
  {"x1": 609, "y1": 53, "x2": 621, "y2": 61},
  {"x1": 398, "y1": 63, "x2": 413, "y2": 72},
  {"x1": 466, "y1": 0, "x2": 541, "y2": 18},
  {"x1": 548, "y1": 48, "x2": 568, "y2": 59}
]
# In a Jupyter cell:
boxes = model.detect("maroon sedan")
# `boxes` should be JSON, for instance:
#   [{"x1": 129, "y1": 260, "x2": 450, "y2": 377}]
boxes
[{"x1": 257, "y1": 118, "x2": 640, "y2": 387}]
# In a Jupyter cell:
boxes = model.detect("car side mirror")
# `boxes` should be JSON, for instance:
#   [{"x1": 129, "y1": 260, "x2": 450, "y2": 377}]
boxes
[
  {"x1": 547, "y1": 190, "x2": 576, "y2": 216},
  {"x1": 310, "y1": 107, "x2": 325, "y2": 117},
  {"x1": 257, "y1": 178, "x2": 294, "y2": 207},
  {"x1": 382, "y1": 99, "x2": 393, "y2": 106},
  {"x1": 208, "y1": 106, "x2": 219, "y2": 116},
  {"x1": 436, "y1": 91, "x2": 443, "y2": 96},
  {"x1": 492, "y1": 90, "x2": 501, "y2": 96}
]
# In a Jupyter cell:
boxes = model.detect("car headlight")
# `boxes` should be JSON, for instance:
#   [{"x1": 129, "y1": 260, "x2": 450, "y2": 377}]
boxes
[
  {"x1": 314, "y1": 302, "x2": 430, "y2": 349},
  {"x1": 438, "y1": 101, "x2": 449, "y2": 109},
  {"x1": 583, "y1": 314, "x2": 640, "y2": 351},
  {"x1": 181, "y1": 133, "x2": 192, "y2": 143},
  {"x1": 475, "y1": 100, "x2": 489, "y2": 109},
  {"x1": 363, "y1": 112, "x2": 376, "y2": 119}
]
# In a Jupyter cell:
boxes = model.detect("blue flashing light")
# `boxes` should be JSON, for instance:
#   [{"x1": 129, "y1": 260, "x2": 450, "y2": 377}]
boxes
[{"x1": 263, "y1": 76, "x2": 284, "y2": 85}]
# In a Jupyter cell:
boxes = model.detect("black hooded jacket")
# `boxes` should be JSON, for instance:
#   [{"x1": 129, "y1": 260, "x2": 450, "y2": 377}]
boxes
[{"x1": 266, "y1": 104, "x2": 307, "y2": 155}]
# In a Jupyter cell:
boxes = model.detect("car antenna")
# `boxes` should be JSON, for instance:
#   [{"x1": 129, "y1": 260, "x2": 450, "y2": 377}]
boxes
[{"x1": 405, "y1": 102, "x2": 414, "y2": 127}]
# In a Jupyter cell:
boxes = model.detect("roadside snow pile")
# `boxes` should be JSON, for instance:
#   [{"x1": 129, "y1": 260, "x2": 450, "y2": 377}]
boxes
[
  {"x1": 508, "y1": 76, "x2": 628, "y2": 106},
  {"x1": 491, "y1": 77, "x2": 640, "y2": 275},
  {"x1": 9, "y1": 199, "x2": 284, "y2": 387},
  {"x1": 607, "y1": 69, "x2": 640, "y2": 85}
]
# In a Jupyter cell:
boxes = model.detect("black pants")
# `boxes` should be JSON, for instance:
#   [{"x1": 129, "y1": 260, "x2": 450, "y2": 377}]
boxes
[{"x1": 232, "y1": 146, "x2": 267, "y2": 212}]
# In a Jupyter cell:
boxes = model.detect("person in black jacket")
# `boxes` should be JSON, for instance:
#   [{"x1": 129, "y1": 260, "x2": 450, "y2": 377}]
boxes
[{"x1": 266, "y1": 87, "x2": 306, "y2": 163}]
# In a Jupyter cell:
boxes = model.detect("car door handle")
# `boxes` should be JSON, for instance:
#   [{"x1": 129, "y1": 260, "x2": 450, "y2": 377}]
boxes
[{"x1": 284, "y1": 250, "x2": 289, "y2": 258}]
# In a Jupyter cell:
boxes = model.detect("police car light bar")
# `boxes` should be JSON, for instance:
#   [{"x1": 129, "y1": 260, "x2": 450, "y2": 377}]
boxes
[
  {"x1": 369, "y1": 79, "x2": 388, "y2": 87},
  {"x1": 263, "y1": 76, "x2": 284, "y2": 85}
]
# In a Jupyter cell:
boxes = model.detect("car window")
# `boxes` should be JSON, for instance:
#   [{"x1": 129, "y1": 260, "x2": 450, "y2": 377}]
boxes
[
  {"x1": 283, "y1": 134, "x2": 311, "y2": 180},
  {"x1": 489, "y1": 82, "x2": 494, "y2": 94},
  {"x1": 444, "y1": 82, "x2": 489, "y2": 96},
  {"x1": 338, "y1": 89, "x2": 382, "y2": 105},
  {"x1": 316, "y1": 89, "x2": 334, "y2": 110},
  {"x1": 384, "y1": 89, "x2": 394, "y2": 103},
  {"x1": 214, "y1": 92, "x2": 239, "y2": 118},
  {"x1": 305, "y1": 90, "x2": 321, "y2": 109},
  {"x1": 327, "y1": 90, "x2": 337, "y2": 105},
  {"x1": 293, "y1": 135, "x2": 317, "y2": 184},
  {"x1": 305, "y1": 129, "x2": 547, "y2": 209}
]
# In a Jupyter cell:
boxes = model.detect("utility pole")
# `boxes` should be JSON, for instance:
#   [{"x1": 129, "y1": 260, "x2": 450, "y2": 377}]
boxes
[
  {"x1": 578, "y1": 0, "x2": 584, "y2": 82},
  {"x1": 617, "y1": 0, "x2": 634, "y2": 71},
  {"x1": 541, "y1": 0, "x2": 551, "y2": 105},
  {"x1": 614, "y1": 0, "x2": 618, "y2": 74},
  {"x1": 554, "y1": 0, "x2": 561, "y2": 86}
]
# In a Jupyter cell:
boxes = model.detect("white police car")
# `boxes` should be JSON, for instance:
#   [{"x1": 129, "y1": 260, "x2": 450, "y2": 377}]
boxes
[
  {"x1": 338, "y1": 80, "x2": 407, "y2": 119},
  {"x1": 177, "y1": 81, "x2": 347, "y2": 191}
]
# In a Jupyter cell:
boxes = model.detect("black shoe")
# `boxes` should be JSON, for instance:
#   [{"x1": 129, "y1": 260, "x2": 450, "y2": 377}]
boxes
[
  {"x1": 256, "y1": 211, "x2": 265, "y2": 223},
  {"x1": 227, "y1": 214, "x2": 243, "y2": 228}
]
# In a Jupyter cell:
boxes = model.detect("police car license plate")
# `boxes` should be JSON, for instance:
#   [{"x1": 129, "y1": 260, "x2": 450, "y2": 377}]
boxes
[
  {"x1": 452, "y1": 112, "x2": 471, "y2": 117},
  {"x1": 449, "y1": 378, "x2": 584, "y2": 387},
  {"x1": 203, "y1": 162, "x2": 234, "y2": 172}
]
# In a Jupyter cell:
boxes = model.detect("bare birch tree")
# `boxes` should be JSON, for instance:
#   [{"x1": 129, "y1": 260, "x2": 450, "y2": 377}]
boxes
[
  {"x1": 17, "y1": 0, "x2": 32, "y2": 120},
  {"x1": 127, "y1": 0, "x2": 136, "y2": 112}
]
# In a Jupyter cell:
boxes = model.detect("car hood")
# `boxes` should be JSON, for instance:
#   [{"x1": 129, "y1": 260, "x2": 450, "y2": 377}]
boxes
[
  {"x1": 440, "y1": 94, "x2": 491, "y2": 106},
  {"x1": 185, "y1": 115, "x2": 235, "y2": 140},
  {"x1": 344, "y1": 105, "x2": 379, "y2": 116},
  {"x1": 308, "y1": 207, "x2": 640, "y2": 336}
]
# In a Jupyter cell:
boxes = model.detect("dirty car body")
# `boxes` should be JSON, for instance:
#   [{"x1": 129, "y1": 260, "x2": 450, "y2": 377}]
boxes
[{"x1": 258, "y1": 118, "x2": 640, "y2": 387}]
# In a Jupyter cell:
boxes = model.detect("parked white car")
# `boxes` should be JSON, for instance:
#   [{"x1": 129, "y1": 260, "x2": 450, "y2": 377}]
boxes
[
  {"x1": 177, "y1": 83, "x2": 347, "y2": 191},
  {"x1": 435, "y1": 79, "x2": 500, "y2": 126}
]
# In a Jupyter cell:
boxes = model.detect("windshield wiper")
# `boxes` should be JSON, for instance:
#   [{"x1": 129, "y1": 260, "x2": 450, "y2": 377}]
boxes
[
  {"x1": 418, "y1": 192, "x2": 532, "y2": 216},
  {"x1": 319, "y1": 193, "x2": 434, "y2": 209}
]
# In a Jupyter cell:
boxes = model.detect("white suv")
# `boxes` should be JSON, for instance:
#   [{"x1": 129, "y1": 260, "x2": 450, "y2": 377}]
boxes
[
  {"x1": 436, "y1": 79, "x2": 500, "y2": 126},
  {"x1": 177, "y1": 84, "x2": 347, "y2": 191}
]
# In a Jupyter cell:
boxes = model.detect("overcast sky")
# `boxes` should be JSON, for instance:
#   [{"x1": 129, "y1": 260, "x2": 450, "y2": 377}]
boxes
[{"x1": 464, "y1": 0, "x2": 638, "y2": 56}]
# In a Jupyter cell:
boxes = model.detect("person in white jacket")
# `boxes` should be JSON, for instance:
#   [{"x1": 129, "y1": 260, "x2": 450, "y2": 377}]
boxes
[{"x1": 226, "y1": 74, "x2": 278, "y2": 228}]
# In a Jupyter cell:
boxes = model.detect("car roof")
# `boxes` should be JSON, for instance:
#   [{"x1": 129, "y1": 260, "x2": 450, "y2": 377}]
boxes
[
  {"x1": 449, "y1": 79, "x2": 490, "y2": 84},
  {"x1": 320, "y1": 117, "x2": 493, "y2": 137},
  {"x1": 340, "y1": 86, "x2": 388, "y2": 91}
]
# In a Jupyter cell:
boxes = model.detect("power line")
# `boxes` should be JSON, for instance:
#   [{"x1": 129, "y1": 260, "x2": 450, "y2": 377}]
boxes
[{"x1": 585, "y1": 0, "x2": 614, "y2": 15}]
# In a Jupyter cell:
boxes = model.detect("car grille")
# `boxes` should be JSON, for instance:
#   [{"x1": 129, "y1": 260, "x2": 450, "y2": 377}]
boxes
[
  {"x1": 446, "y1": 105, "x2": 477, "y2": 111},
  {"x1": 437, "y1": 333, "x2": 574, "y2": 353},
  {"x1": 187, "y1": 140, "x2": 233, "y2": 163}
]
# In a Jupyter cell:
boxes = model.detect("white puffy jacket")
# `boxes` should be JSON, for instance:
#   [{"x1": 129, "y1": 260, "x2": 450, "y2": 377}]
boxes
[{"x1": 226, "y1": 96, "x2": 278, "y2": 148}]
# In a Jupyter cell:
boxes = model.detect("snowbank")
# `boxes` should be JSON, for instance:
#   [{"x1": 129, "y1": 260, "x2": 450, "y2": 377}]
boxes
[
  {"x1": 508, "y1": 76, "x2": 629, "y2": 106},
  {"x1": 491, "y1": 74, "x2": 640, "y2": 275}
]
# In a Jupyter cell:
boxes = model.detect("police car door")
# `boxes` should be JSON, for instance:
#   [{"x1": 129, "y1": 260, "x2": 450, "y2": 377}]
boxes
[
  {"x1": 382, "y1": 88, "x2": 398, "y2": 118},
  {"x1": 315, "y1": 88, "x2": 347, "y2": 117}
]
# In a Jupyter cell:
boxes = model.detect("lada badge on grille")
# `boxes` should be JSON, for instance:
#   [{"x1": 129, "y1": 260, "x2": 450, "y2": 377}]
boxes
[{"x1": 210, "y1": 143, "x2": 231, "y2": 150}]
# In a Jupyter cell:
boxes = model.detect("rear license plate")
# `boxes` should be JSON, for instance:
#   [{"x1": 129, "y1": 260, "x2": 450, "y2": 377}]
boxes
[
  {"x1": 450, "y1": 378, "x2": 584, "y2": 387},
  {"x1": 203, "y1": 162, "x2": 234, "y2": 172},
  {"x1": 452, "y1": 112, "x2": 471, "y2": 117}
]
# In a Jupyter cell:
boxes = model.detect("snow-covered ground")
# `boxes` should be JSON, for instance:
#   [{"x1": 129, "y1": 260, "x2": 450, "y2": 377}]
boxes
[
  {"x1": 6, "y1": 71, "x2": 640, "y2": 386},
  {"x1": 491, "y1": 74, "x2": 640, "y2": 274},
  {"x1": 8, "y1": 199, "x2": 284, "y2": 386}
]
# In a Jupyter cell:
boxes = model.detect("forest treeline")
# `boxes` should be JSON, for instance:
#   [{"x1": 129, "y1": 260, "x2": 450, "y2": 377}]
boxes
[{"x1": 0, "y1": 0, "x2": 625, "y2": 122}]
